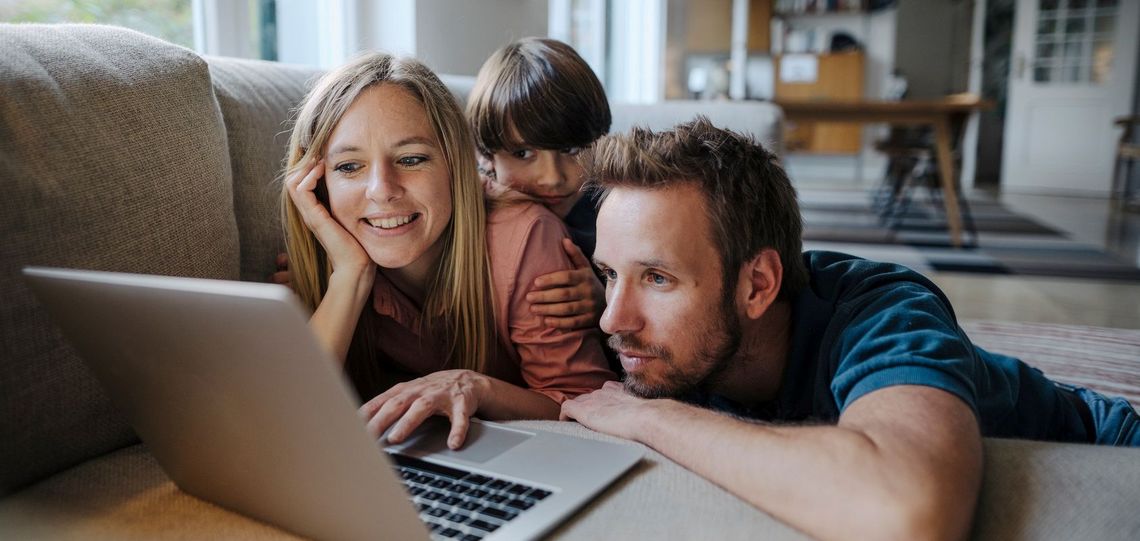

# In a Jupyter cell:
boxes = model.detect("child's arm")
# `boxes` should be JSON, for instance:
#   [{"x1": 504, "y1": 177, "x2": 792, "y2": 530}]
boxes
[{"x1": 526, "y1": 238, "x2": 605, "y2": 330}]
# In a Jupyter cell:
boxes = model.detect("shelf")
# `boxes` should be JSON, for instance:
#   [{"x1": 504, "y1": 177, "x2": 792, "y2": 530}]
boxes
[
  {"x1": 773, "y1": 0, "x2": 867, "y2": 16},
  {"x1": 774, "y1": 10, "x2": 868, "y2": 17}
]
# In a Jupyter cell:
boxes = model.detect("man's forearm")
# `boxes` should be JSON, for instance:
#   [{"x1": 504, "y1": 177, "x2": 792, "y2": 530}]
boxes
[{"x1": 634, "y1": 398, "x2": 977, "y2": 541}]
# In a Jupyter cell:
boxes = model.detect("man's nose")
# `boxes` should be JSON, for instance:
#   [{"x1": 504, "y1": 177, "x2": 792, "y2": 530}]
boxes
[{"x1": 599, "y1": 280, "x2": 641, "y2": 336}]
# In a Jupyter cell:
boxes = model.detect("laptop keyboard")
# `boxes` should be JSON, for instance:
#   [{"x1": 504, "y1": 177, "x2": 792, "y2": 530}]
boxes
[{"x1": 389, "y1": 453, "x2": 552, "y2": 540}]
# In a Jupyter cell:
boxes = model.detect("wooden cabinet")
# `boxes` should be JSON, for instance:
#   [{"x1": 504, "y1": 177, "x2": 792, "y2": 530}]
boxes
[{"x1": 774, "y1": 51, "x2": 864, "y2": 154}]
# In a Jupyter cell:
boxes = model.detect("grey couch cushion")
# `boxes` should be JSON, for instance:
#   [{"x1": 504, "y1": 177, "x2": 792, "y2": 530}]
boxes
[
  {"x1": 0, "y1": 24, "x2": 239, "y2": 495},
  {"x1": 207, "y1": 57, "x2": 321, "y2": 282}
]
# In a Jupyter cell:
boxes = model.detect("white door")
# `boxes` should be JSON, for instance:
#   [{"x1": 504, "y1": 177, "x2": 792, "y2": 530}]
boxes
[{"x1": 1002, "y1": 0, "x2": 1139, "y2": 194}]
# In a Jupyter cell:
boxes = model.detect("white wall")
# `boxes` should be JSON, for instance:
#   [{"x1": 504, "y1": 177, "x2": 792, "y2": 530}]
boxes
[
  {"x1": 358, "y1": 0, "x2": 416, "y2": 58},
  {"x1": 414, "y1": 0, "x2": 548, "y2": 76}
]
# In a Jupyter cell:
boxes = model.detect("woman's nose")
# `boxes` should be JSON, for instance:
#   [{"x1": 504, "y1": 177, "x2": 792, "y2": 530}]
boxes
[{"x1": 365, "y1": 164, "x2": 403, "y2": 202}]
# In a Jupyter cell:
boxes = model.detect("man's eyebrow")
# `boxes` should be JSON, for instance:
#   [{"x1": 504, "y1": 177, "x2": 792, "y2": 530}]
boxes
[
  {"x1": 636, "y1": 258, "x2": 676, "y2": 272},
  {"x1": 592, "y1": 257, "x2": 677, "y2": 272}
]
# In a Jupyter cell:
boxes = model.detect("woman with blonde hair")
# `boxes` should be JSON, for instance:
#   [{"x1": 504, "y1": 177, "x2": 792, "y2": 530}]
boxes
[{"x1": 282, "y1": 52, "x2": 613, "y2": 449}]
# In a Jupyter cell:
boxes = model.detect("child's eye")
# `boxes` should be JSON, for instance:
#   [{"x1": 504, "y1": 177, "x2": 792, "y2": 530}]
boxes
[
  {"x1": 512, "y1": 149, "x2": 536, "y2": 160},
  {"x1": 561, "y1": 146, "x2": 583, "y2": 156}
]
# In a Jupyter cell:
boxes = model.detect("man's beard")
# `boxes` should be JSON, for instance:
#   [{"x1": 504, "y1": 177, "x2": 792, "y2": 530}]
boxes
[{"x1": 609, "y1": 292, "x2": 742, "y2": 399}]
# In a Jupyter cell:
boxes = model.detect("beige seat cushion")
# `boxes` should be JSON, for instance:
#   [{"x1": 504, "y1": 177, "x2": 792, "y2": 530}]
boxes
[
  {"x1": 0, "y1": 24, "x2": 239, "y2": 495},
  {"x1": 3, "y1": 422, "x2": 1137, "y2": 539}
]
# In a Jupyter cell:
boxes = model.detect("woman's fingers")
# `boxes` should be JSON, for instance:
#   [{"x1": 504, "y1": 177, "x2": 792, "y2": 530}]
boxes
[
  {"x1": 359, "y1": 372, "x2": 480, "y2": 447},
  {"x1": 386, "y1": 397, "x2": 438, "y2": 443},
  {"x1": 446, "y1": 401, "x2": 472, "y2": 449},
  {"x1": 362, "y1": 388, "x2": 413, "y2": 438}
]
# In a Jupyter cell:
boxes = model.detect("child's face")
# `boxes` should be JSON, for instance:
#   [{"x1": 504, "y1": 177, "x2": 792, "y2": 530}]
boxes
[{"x1": 484, "y1": 132, "x2": 587, "y2": 218}]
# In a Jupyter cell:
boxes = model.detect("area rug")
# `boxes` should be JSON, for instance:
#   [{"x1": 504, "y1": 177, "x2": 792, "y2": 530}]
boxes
[
  {"x1": 799, "y1": 189, "x2": 1140, "y2": 281},
  {"x1": 962, "y1": 320, "x2": 1140, "y2": 406}
]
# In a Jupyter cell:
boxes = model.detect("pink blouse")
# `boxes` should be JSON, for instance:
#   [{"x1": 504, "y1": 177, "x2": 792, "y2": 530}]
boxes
[{"x1": 370, "y1": 202, "x2": 615, "y2": 403}]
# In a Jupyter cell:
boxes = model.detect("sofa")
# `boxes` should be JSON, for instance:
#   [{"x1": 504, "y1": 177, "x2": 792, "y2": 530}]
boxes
[{"x1": 1, "y1": 24, "x2": 1138, "y2": 540}]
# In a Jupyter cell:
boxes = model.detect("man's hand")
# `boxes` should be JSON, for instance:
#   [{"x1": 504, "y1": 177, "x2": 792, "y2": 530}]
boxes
[
  {"x1": 560, "y1": 381, "x2": 660, "y2": 441},
  {"x1": 527, "y1": 238, "x2": 605, "y2": 330},
  {"x1": 358, "y1": 369, "x2": 488, "y2": 450}
]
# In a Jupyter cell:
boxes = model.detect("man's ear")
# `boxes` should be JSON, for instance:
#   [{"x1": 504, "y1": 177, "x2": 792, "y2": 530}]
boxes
[{"x1": 738, "y1": 249, "x2": 783, "y2": 320}]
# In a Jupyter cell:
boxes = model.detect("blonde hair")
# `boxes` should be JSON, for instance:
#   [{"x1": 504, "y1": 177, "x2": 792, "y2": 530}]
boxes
[{"x1": 281, "y1": 53, "x2": 496, "y2": 397}]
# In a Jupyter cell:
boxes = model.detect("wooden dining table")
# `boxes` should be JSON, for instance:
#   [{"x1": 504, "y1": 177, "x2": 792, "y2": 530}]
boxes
[{"x1": 774, "y1": 94, "x2": 995, "y2": 248}]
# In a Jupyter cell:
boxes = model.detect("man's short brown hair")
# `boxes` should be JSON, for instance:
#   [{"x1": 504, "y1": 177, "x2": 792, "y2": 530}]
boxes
[
  {"x1": 467, "y1": 37, "x2": 610, "y2": 154},
  {"x1": 583, "y1": 117, "x2": 808, "y2": 301}
]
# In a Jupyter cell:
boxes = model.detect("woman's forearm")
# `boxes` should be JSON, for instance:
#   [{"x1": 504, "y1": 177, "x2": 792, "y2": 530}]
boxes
[
  {"x1": 473, "y1": 374, "x2": 562, "y2": 421},
  {"x1": 309, "y1": 265, "x2": 375, "y2": 365}
]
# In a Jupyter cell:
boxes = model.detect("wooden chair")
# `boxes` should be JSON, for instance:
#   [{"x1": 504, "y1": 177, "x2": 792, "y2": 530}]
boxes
[
  {"x1": 872, "y1": 126, "x2": 978, "y2": 245},
  {"x1": 1113, "y1": 116, "x2": 1140, "y2": 211}
]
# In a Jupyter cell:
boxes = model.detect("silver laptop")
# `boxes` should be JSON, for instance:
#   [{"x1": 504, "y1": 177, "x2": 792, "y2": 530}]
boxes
[{"x1": 23, "y1": 267, "x2": 641, "y2": 541}]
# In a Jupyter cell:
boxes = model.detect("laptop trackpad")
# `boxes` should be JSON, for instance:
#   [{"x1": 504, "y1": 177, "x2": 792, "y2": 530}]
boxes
[{"x1": 386, "y1": 417, "x2": 530, "y2": 464}]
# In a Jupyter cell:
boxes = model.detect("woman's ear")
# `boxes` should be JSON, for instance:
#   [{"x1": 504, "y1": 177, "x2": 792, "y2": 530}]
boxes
[{"x1": 738, "y1": 249, "x2": 783, "y2": 320}]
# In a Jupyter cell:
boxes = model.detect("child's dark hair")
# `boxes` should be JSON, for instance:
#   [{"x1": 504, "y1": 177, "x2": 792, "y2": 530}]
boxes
[{"x1": 467, "y1": 37, "x2": 610, "y2": 155}]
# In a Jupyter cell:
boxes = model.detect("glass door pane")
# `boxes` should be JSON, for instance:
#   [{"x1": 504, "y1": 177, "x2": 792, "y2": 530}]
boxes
[{"x1": 1033, "y1": 0, "x2": 1119, "y2": 84}]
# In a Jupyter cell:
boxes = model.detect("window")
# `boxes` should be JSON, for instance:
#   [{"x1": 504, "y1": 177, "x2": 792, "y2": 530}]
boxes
[
  {"x1": 0, "y1": 0, "x2": 195, "y2": 48},
  {"x1": 1033, "y1": 0, "x2": 1119, "y2": 84},
  {"x1": 1, "y1": 0, "x2": 277, "y2": 60}
]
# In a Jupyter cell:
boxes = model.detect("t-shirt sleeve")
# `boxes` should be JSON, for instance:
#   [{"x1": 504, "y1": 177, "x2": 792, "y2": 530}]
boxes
[
  {"x1": 505, "y1": 212, "x2": 616, "y2": 403},
  {"x1": 829, "y1": 282, "x2": 981, "y2": 417}
]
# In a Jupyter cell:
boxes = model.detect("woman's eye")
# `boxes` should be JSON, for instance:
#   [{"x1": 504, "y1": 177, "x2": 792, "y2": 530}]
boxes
[
  {"x1": 561, "y1": 146, "x2": 583, "y2": 156},
  {"x1": 398, "y1": 156, "x2": 427, "y2": 167},
  {"x1": 334, "y1": 162, "x2": 361, "y2": 174}
]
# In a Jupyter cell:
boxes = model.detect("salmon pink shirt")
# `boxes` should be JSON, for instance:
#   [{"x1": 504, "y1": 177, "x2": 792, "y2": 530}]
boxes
[{"x1": 369, "y1": 202, "x2": 615, "y2": 403}]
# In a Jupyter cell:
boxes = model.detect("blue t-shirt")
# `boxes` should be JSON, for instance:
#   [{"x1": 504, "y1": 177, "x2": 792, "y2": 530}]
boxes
[
  {"x1": 563, "y1": 187, "x2": 599, "y2": 260},
  {"x1": 695, "y1": 251, "x2": 1088, "y2": 442}
]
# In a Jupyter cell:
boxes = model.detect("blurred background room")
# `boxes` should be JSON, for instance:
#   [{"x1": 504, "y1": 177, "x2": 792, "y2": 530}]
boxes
[{"x1": 4, "y1": 0, "x2": 1139, "y2": 328}]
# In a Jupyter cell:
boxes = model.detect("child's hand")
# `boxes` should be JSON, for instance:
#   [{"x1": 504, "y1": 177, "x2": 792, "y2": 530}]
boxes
[
  {"x1": 526, "y1": 238, "x2": 605, "y2": 330},
  {"x1": 269, "y1": 252, "x2": 293, "y2": 289}
]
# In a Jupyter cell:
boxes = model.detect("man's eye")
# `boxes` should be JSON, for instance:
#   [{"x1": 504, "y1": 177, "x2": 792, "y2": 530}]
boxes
[
  {"x1": 647, "y1": 273, "x2": 668, "y2": 286},
  {"x1": 601, "y1": 268, "x2": 616, "y2": 282},
  {"x1": 398, "y1": 156, "x2": 427, "y2": 167},
  {"x1": 334, "y1": 162, "x2": 361, "y2": 174},
  {"x1": 561, "y1": 146, "x2": 583, "y2": 156}
]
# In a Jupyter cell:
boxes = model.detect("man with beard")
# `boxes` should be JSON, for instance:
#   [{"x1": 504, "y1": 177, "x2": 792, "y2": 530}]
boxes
[{"x1": 560, "y1": 117, "x2": 1140, "y2": 541}]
